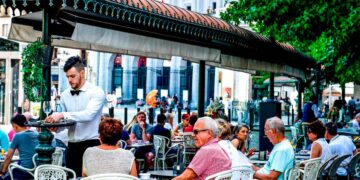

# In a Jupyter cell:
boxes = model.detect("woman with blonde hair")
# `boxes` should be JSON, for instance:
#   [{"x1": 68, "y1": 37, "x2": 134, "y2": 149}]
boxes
[
  {"x1": 216, "y1": 119, "x2": 250, "y2": 165},
  {"x1": 124, "y1": 114, "x2": 138, "y2": 132}
]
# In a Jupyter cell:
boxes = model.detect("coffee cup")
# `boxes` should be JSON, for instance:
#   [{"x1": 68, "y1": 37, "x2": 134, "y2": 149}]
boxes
[{"x1": 139, "y1": 173, "x2": 151, "y2": 180}]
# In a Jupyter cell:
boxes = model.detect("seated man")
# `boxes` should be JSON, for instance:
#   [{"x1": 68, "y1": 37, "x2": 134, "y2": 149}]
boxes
[
  {"x1": 0, "y1": 114, "x2": 39, "y2": 180},
  {"x1": 174, "y1": 117, "x2": 231, "y2": 180},
  {"x1": 154, "y1": 114, "x2": 171, "y2": 140},
  {"x1": 351, "y1": 113, "x2": 360, "y2": 130},
  {"x1": 325, "y1": 122, "x2": 356, "y2": 177},
  {"x1": 253, "y1": 117, "x2": 295, "y2": 180},
  {"x1": 130, "y1": 111, "x2": 154, "y2": 170}
]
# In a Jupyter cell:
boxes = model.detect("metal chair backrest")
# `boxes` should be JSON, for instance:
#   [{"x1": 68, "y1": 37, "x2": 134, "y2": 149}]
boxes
[
  {"x1": 119, "y1": 140, "x2": 127, "y2": 149},
  {"x1": 80, "y1": 173, "x2": 140, "y2": 180},
  {"x1": 183, "y1": 133, "x2": 196, "y2": 149},
  {"x1": 204, "y1": 170, "x2": 233, "y2": 180},
  {"x1": 301, "y1": 157, "x2": 322, "y2": 180},
  {"x1": 52, "y1": 147, "x2": 65, "y2": 166},
  {"x1": 154, "y1": 135, "x2": 166, "y2": 157},
  {"x1": 316, "y1": 155, "x2": 338, "y2": 180},
  {"x1": 284, "y1": 165, "x2": 301, "y2": 180},
  {"x1": 347, "y1": 152, "x2": 360, "y2": 178},
  {"x1": 290, "y1": 126, "x2": 299, "y2": 142},
  {"x1": 8, "y1": 153, "x2": 38, "y2": 180},
  {"x1": 34, "y1": 164, "x2": 76, "y2": 180},
  {"x1": 327, "y1": 154, "x2": 352, "y2": 179},
  {"x1": 231, "y1": 165, "x2": 254, "y2": 180}
]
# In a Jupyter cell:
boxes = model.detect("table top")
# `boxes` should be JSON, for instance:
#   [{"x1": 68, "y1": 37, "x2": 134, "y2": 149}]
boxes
[
  {"x1": 127, "y1": 143, "x2": 153, "y2": 148},
  {"x1": 338, "y1": 128, "x2": 359, "y2": 136},
  {"x1": 25, "y1": 119, "x2": 76, "y2": 127},
  {"x1": 148, "y1": 170, "x2": 179, "y2": 178},
  {"x1": 0, "y1": 155, "x2": 19, "y2": 163}
]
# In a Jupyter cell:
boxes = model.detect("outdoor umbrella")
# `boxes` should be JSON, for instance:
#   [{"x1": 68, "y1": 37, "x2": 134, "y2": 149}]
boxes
[{"x1": 146, "y1": 90, "x2": 158, "y2": 108}]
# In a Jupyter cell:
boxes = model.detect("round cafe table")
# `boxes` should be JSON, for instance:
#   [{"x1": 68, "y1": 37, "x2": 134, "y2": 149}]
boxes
[{"x1": 25, "y1": 119, "x2": 76, "y2": 165}]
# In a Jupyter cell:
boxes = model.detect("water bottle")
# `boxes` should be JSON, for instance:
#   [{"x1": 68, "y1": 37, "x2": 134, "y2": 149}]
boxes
[
  {"x1": 56, "y1": 102, "x2": 62, "y2": 112},
  {"x1": 173, "y1": 163, "x2": 178, "y2": 175}
]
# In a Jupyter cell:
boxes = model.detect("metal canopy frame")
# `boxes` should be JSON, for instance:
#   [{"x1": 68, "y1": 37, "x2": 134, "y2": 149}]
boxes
[{"x1": 1, "y1": 0, "x2": 316, "y2": 118}]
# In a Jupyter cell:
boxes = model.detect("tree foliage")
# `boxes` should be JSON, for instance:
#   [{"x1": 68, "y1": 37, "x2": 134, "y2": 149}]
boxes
[
  {"x1": 22, "y1": 41, "x2": 46, "y2": 102},
  {"x1": 221, "y1": 0, "x2": 360, "y2": 85}
]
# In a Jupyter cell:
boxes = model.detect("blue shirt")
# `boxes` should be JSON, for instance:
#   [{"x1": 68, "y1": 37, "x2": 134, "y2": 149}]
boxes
[
  {"x1": 153, "y1": 124, "x2": 171, "y2": 140},
  {"x1": 258, "y1": 139, "x2": 294, "y2": 180},
  {"x1": 121, "y1": 130, "x2": 130, "y2": 141},
  {"x1": 10, "y1": 130, "x2": 39, "y2": 168},
  {"x1": 0, "y1": 129, "x2": 9, "y2": 151},
  {"x1": 131, "y1": 123, "x2": 154, "y2": 141}
]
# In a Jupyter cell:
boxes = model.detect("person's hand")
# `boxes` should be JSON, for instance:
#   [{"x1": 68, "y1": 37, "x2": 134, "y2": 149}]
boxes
[
  {"x1": 139, "y1": 121, "x2": 146, "y2": 129},
  {"x1": 45, "y1": 113, "x2": 63, "y2": 123},
  {"x1": 247, "y1": 148, "x2": 256, "y2": 157},
  {"x1": 48, "y1": 127, "x2": 58, "y2": 132}
]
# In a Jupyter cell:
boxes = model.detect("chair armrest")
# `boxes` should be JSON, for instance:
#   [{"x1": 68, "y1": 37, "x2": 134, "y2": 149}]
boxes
[
  {"x1": 8, "y1": 163, "x2": 35, "y2": 177},
  {"x1": 165, "y1": 143, "x2": 180, "y2": 157}
]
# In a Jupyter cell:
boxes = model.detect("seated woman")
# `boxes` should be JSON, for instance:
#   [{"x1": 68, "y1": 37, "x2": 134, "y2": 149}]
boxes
[
  {"x1": 216, "y1": 119, "x2": 250, "y2": 166},
  {"x1": 173, "y1": 114, "x2": 190, "y2": 136},
  {"x1": 307, "y1": 120, "x2": 331, "y2": 164},
  {"x1": 231, "y1": 124, "x2": 255, "y2": 157},
  {"x1": 82, "y1": 118, "x2": 137, "y2": 177}
]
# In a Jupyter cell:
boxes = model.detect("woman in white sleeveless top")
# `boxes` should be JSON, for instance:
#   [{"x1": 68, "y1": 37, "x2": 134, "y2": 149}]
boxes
[
  {"x1": 308, "y1": 120, "x2": 331, "y2": 164},
  {"x1": 82, "y1": 118, "x2": 137, "y2": 177},
  {"x1": 215, "y1": 119, "x2": 251, "y2": 180}
]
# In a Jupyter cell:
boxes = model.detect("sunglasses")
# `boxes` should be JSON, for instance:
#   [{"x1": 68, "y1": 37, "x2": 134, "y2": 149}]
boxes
[{"x1": 193, "y1": 129, "x2": 208, "y2": 135}]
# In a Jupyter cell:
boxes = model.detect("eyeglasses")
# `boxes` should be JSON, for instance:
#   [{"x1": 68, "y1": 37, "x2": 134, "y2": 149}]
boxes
[{"x1": 193, "y1": 129, "x2": 208, "y2": 135}]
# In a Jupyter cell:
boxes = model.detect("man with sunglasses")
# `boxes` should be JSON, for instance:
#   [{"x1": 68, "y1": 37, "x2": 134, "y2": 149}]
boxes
[{"x1": 173, "y1": 117, "x2": 231, "y2": 180}]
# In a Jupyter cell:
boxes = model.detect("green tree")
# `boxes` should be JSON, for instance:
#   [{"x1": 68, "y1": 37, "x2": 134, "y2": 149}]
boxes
[{"x1": 221, "y1": 0, "x2": 360, "y2": 85}]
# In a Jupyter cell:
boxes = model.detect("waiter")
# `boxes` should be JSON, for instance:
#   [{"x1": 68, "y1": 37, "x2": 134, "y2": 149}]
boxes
[{"x1": 46, "y1": 56, "x2": 105, "y2": 176}]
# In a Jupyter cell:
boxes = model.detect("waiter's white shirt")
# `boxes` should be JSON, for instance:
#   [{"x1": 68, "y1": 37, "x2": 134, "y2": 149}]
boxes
[{"x1": 60, "y1": 81, "x2": 105, "y2": 142}]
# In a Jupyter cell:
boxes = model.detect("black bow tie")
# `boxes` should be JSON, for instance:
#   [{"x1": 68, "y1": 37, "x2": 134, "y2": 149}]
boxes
[{"x1": 70, "y1": 90, "x2": 81, "y2": 96}]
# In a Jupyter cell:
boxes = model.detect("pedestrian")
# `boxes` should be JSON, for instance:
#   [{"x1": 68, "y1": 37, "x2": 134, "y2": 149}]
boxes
[{"x1": 45, "y1": 56, "x2": 105, "y2": 177}]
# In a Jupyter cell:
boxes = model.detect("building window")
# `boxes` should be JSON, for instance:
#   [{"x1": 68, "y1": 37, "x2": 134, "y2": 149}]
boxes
[
  {"x1": 186, "y1": 6, "x2": 191, "y2": 11},
  {"x1": 212, "y1": 2, "x2": 216, "y2": 10},
  {"x1": 157, "y1": 67, "x2": 170, "y2": 90}
]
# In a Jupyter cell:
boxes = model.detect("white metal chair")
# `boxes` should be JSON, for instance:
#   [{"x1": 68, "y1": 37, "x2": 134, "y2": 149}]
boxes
[
  {"x1": 204, "y1": 170, "x2": 233, "y2": 180},
  {"x1": 284, "y1": 164, "x2": 301, "y2": 180},
  {"x1": 153, "y1": 135, "x2": 180, "y2": 170},
  {"x1": 231, "y1": 165, "x2": 254, "y2": 180},
  {"x1": 129, "y1": 148, "x2": 145, "y2": 171},
  {"x1": 299, "y1": 157, "x2": 321, "y2": 180},
  {"x1": 182, "y1": 133, "x2": 196, "y2": 165},
  {"x1": 8, "y1": 153, "x2": 38, "y2": 180},
  {"x1": 9, "y1": 149, "x2": 65, "y2": 179},
  {"x1": 81, "y1": 173, "x2": 140, "y2": 180},
  {"x1": 119, "y1": 140, "x2": 127, "y2": 149},
  {"x1": 34, "y1": 164, "x2": 76, "y2": 180},
  {"x1": 52, "y1": 147, "x2": 65, "y2": 166}
]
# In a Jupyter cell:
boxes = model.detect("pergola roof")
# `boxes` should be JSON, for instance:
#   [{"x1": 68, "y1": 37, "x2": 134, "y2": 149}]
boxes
[{"x1": 0, "y1": 0, "x2": 316, "y2": 78}]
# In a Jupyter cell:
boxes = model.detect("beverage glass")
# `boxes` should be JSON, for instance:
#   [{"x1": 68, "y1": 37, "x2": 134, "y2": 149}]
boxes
[{"x1": 43, "y1": 101, "x2": 52, "y2": 117}]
